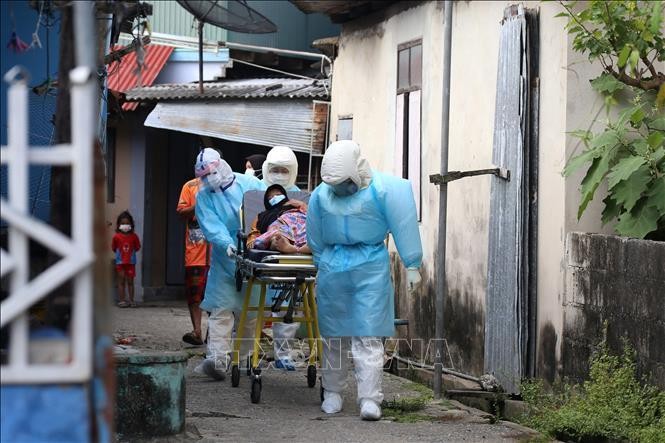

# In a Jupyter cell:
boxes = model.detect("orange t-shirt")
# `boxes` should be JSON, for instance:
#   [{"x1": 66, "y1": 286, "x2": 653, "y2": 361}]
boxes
[{"x1": 177, "y1": 178, "x2": 209, "y2": 267}]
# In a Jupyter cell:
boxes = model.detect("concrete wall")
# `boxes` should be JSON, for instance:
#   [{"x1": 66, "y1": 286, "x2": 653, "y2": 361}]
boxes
[
  {"x1": 329, "y1": 0, "x2": 615, "y2": 379},
  {"x1": 564, "y1": 232, "x2": 665, "y2": 389}
]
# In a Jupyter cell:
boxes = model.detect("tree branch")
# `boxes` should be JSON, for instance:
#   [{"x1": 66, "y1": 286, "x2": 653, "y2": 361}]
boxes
[
  {"x1": 641, "y1": 55, "x2": 658, "y2": 78},
  {"x1": 607, "y1": 66, "x2": 664, "y2": 91}
]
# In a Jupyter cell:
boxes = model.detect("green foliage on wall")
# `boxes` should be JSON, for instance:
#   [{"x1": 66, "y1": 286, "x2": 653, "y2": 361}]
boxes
[
  {"x1": 559, "y1": 1, "x2": 665, "y2": 239},
  {"x1": 520, "y1": 343, "x2": 665, "y2": 442}
]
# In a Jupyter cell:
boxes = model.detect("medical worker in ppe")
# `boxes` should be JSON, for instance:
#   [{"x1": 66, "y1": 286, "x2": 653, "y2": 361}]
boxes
[
  {"x1": 261, "y1": 145, "x2": 301, "y2": 370},
  {"x1": 263, "y1": 145, "x2": 300, "y2": 192},
  {"x1": 194, "y1": 148, "x2": 264, "y2": 380},
  {"x1": 306, "y1": 140, "x2": 423, "y2": 421}
]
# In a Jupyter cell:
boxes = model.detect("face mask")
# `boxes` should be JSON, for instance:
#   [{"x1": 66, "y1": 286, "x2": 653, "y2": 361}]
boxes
[
  {"x1": 203, "y1": 170, "x2": 224, "y2": 189},
  {"x1": 268, "y1": 194, "x2": 286, "y2": 207},
  {"x1": 332, "y1": 179, "x2": 359, "y2": 197},
  {"x1": 119, "y1": 224, "x2": 132, "y2": 233},
  {"x1": 244, "y1": 168, "x2": 255, "y2": 176},
  {"x1": 269, "y1": 172, "x2": 290, "y2": 186}
]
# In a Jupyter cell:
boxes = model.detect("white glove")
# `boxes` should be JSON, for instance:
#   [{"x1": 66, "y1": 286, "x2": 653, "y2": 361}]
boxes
[
  {"x1": 407, "y1": 268, "x2": 421, "y2": 292},
  {"x1": 226, "y1": 244, "x2": 237, "y2": 257}
]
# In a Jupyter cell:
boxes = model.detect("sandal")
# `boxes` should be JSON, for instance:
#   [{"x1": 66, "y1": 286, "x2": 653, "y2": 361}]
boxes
[
  {"x1": 182, "y1": 331, "x2": 204, "y2": 346},
  {"x1": 117, "y1": 301, "x2": 129, "y2": 308}
]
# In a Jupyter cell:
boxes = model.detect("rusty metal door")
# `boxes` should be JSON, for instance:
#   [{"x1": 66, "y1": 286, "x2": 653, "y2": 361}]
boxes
[{"x1": 485, "y1": 5, "x2": 539, "y2": 394}]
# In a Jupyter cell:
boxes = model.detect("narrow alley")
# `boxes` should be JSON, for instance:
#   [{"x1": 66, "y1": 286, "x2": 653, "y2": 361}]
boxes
[{"x1": 113, "y1": 302, "x2": 538, "y2": 442}]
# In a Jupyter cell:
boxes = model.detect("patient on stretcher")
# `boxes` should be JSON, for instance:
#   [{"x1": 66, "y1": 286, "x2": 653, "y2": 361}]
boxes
[{"x1": 246, "y1": 184, "x2": 311, "y2": 254}]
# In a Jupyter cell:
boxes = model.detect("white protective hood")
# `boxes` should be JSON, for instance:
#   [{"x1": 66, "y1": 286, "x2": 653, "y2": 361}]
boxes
[
  {"x1": 262, "y1": 145, "x2": 298, "y2": 189},
  {"x1": 320, "y1": 140, "x2": 372, "y2": 189},
  {"x1": 194, "y1": 148, "x2": 234, "y2": 189}
]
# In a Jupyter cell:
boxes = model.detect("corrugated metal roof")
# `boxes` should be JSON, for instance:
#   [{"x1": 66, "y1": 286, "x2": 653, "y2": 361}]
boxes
[
  {"x1": 125, "y1": 78, "x2": 330, "y2": 101},
  {"x1": 144, "y1": 99, "x2": 328, "y2": 154},
  {"x1": 107, "y1": 44, "x2": 174, "y2": 111}
]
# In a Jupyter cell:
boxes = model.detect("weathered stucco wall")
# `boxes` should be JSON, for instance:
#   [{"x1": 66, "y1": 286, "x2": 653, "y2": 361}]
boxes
[
  {"x1": 329, "y1": 0, "x2": 628, "y2": 381},
  {"x1": 564, "y1": 233, "x2": 665, "y2": 389}
]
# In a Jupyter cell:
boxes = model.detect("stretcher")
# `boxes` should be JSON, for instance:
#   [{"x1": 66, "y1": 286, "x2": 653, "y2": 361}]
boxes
[{"x1": 231, "y1": 190, "x2": 321, "y2": 404}]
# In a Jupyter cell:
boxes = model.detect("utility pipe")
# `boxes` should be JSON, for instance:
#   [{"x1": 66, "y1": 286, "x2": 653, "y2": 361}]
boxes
[
  {"x1": 434, "y1": 0, "x2": 454, "y2": 401},
  {"x1": 390, "y1": 354, "x2": 483, "y2": 388},
  {"x1": 219, "y1": 41, "x2": 333, "y2": 78},
  {"x1": 198, "y1": 21, "x2": 204, "y2": 94}
]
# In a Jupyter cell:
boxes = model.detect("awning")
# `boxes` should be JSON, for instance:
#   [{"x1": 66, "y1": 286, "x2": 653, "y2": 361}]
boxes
[
  {"x1": 144, "y1": 99, "x2": 329, "y2": 154},
  {"x1": 107, "y1": 44, "x2": 173, "y2": 111}
]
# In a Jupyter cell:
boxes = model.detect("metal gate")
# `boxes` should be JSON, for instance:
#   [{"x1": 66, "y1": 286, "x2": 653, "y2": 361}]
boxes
[
  {"x1": 485, "y1": 5, "x2": 539, "y2": 394},
  {"x1": 0, "y1": 61, "x2": 96, "y2": 383}
]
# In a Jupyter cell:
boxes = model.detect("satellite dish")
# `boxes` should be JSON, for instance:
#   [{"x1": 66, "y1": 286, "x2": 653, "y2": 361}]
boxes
[{"x1": 176, "y1": 0, "x2": 277, "y2": 34}]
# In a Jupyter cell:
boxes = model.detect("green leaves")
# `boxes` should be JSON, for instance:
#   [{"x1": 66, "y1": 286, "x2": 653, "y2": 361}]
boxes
[
  {"x1": 612, "y1": 165, "x2": 652, "y2": 212},
  {"x1": 561, "y1": 1, "x2": 664, "y2": 238},
  {"x1": 578, "y1": 153, "x2": 613, "y2": 219},
  {"x1": 618, "y1": 45, "x2": 631, "y2": 68},
  {"x1": 645, "y1": 178, "x2": 665, "y2": 213},
  {"x1": 628, "y1": 49, "x2": 640, "y2": 73},
  {"x1": 649, "y1": 0, "x2": 663, "y2": 34},
  {"x1": 647, "y1": 130, "x2": 664, "y2": 149},
  {"x1": 590, "y1": 73, "x2": 625, "y2": 94},
  {"x1": 615, "y1": 203, "x2": 660, "y2": 238},
  {"x1": 607, "y1": 156, "x2": 646, "y2": 189},
  {"x1": 520, "y1": 344, "x2": 665, "y2": 442},
  {"x1": 629, "y1": 108, "x2": 645, "y2": 125}
]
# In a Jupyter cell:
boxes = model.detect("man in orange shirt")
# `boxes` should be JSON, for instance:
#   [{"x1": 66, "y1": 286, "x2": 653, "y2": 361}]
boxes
[{"x1": 177, "y1": 177, "x2": 210, "y2": 346}]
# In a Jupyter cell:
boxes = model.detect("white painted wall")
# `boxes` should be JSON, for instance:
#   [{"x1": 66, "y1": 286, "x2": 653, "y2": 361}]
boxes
[
  {"x1": 329, "y1": 0, "x2": 611, "y2": 378},
  {"x1": 155, "y1": 60, "x2": 226, "y2": 83}
]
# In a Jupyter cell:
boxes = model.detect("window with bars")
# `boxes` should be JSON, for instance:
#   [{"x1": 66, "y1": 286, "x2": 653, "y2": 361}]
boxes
[{"x1": 395, "y1": 39, "x2": 422, "y2": 219}]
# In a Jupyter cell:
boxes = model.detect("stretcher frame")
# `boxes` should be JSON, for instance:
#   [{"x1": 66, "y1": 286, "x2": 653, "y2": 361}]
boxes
[{"x1": 230, "y1": 190, "x2": 321, "y2": 404}]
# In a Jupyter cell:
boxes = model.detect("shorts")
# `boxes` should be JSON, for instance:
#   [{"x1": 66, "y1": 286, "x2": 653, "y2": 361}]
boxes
[
  {"x1": 115, "y1": 264, "x2": 136, "y2": 279},
  {"x1": 185, "y1": 266, "x2": 209, "y2": 305}
]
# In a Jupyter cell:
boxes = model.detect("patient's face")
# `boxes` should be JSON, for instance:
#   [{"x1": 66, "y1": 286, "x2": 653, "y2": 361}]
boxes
[{"x1": 267, "y1": 189, "x2": 284, "y2": 200}]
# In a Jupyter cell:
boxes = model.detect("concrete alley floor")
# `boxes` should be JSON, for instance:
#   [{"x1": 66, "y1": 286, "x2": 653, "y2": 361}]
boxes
[{"x1": 113, "y1": 301, "x2": 540, "y2": 442}]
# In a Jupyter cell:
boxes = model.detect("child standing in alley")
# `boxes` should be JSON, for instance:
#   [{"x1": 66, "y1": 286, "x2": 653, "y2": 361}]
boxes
[{"x1": 112, "y1": 210, "x2": 141, "y2": 308}]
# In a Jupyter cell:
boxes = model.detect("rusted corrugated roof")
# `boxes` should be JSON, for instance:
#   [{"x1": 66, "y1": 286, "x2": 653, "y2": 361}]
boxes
[
  {"x1": 144, "y1": 100, "x2": 329, "y2": 154},
  {"x1": 125, "y1": 78, "x2": 330, "y2": 102},
  {"x1": 107, "y1": 44, "x2": 173, "y2": 111}
]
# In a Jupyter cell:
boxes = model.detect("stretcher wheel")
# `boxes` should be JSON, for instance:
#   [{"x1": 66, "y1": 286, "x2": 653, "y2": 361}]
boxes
[
  {"x1": 250, "y1": 377, "x2": 262, "y2": 404},
  {"x1": 307, "y1": 365, "x2": 317, "y2": 388},
  {"x1": 231, "y1": 365, "x2": 240, "y2": 387}
]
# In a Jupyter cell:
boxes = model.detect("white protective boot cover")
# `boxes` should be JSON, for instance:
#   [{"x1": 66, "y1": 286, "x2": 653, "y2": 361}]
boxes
[
  {"x1": 360, "y1": 399, "x2": 382, "y2": 421},
  {"x1": 321, "y1": 391, "x2": 344, "y2": 414}
]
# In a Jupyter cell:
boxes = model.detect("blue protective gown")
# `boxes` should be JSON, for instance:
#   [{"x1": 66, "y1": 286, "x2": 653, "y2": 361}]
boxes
[
  {"x1": 306, "y1": 172, "x2": 423, "y2": 337},
  {"x1": 196, "y1": 173, "x2": 265, "y2": 312}
]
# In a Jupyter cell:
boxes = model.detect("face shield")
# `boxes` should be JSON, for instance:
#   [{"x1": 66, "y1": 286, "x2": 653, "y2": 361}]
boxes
[
  {"x1": 195, "y1": 148, "x2": 234, "y2": 191},
  {"x1": 262, "y1": 146, "x2": 298, "y2": 188},
  {"x1": 267, "y1": 166, "x2": 291, "y2": 187}
]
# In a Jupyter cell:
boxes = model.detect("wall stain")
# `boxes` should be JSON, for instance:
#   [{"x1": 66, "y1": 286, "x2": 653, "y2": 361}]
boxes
[
  {"x1": 537, "y1": 322, "x2": 557, "y2": 384},
  {"x1": 562, "y1": 233, "x2": 665, "y2": 389},
  {"x1": 393, "y1": 253, "x2": 485, "y2": 376}
]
